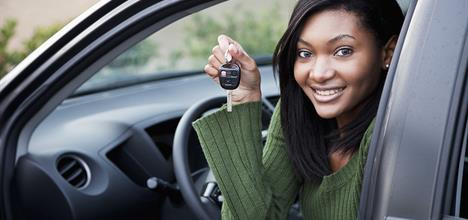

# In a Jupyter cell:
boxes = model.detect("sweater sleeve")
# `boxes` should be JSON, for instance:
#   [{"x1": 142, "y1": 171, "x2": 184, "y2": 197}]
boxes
[{"x1": 192, "y1": 101, "x2": 301, "y2": 220}]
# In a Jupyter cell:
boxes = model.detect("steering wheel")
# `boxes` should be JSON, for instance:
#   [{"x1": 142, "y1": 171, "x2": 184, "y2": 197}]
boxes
[{"x1": 173, "y1": 96, "x2": 275, "y2": 220}]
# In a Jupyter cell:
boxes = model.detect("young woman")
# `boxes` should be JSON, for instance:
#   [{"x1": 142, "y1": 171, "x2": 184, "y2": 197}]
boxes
[{"x1": 193, "y1": 0, "x2": 404, "y2": 219}]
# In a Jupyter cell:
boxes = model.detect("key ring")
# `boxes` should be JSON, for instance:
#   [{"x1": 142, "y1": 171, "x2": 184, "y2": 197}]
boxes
[{"x1": 224, "y1": 44, "x2": 233, "y2": 64}]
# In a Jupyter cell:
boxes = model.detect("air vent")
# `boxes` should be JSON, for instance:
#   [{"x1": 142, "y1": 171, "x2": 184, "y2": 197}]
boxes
[{"x1": 56, "y1": 155, "x2": 90, "y2": 189}]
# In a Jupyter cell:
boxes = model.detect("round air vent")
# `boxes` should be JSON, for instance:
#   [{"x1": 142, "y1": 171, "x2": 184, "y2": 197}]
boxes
[{"x1": 56, "y1": 155, "x2": 90, "y2": 189}]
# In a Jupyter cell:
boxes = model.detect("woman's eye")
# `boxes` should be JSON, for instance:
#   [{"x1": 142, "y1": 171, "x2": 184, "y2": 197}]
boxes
[
  {"x1": 298, "y1": 50, "x2": 312, "y2": 58},
  {"x1": 335, "y1": 48, "x2": 353, "y2": 57}
]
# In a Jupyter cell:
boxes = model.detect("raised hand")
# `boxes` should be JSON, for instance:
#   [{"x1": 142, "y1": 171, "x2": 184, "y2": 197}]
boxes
[{"x1": 204, "y1": 35, "x2": 262, "y2": 105}]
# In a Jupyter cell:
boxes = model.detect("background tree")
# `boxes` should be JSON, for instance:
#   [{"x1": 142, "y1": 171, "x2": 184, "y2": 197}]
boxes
[{"x1": 0, "y1": 19, "x2": 62, "y2": 78}]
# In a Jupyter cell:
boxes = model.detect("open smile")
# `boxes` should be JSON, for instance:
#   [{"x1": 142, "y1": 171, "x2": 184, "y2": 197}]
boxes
[{"x1": 312, "y1": 87, "x2": 346, "y2": 103}]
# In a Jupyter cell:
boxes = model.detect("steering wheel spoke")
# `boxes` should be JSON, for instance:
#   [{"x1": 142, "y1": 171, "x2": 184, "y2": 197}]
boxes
[{"x1": 173, "y1": 96, "x2": 275, "y2": 220}]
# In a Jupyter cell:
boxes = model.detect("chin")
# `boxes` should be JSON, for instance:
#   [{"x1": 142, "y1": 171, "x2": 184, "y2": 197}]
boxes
[
  {"x1": 314, "y1": 108, "x2": 341, "y2": 119},
  {"x1": 310, "y1": 99, "x2": 342, "y2": 119},
  {"x1": 306, "y1": 93, "x2": 344, "y2": 120}
]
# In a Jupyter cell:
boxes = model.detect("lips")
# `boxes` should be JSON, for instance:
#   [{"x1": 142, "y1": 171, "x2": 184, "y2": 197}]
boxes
[{"x1": 311, "y1": 87, "x2": 345, "y2": 103}]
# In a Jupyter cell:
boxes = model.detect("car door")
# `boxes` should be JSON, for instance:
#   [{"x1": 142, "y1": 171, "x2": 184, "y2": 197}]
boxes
[
  {"x1": 2, "y1": 0, "x2": 465, "y2": 219},
  {"x1": 0, "y1": 1, "x2": 228, "y2": 219},
  {"x1": 359, "y1": 0, "x2": 468, "y2": 219}
]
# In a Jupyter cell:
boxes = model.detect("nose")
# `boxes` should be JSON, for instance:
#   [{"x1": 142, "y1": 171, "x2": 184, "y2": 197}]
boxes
[{"x1": 309, "y1": 57, "x2": 335, "y2": 83}]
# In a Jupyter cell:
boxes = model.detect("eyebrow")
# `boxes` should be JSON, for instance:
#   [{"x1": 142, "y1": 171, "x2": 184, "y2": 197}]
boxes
[
  {"x1": 298, "y1": 34, "x2": 356, "y2": 47},
  {"x1": 328, "y1": 34, "x2": 356, "y2": 44}
]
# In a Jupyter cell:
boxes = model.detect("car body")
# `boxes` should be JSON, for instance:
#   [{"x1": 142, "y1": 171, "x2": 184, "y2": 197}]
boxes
[{"x1": 0, "y1": 0, "x2": 466, "y2": 220}]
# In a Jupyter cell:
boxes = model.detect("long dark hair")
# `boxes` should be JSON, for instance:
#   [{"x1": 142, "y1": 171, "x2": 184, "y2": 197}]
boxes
[{"x1": 272, "y1": 0, "x2": 404, "y2": 179}]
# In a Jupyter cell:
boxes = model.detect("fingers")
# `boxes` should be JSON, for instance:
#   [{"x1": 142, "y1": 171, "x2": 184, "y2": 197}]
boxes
[
  {"x1": 204, "y1": 64, "x2": 219, "y2": 83},
  {"x1": 208, "y1": 54, "x2": 222, "y2": 68},
  {"x1": 217, "y1": 34, "x2": 232, "y2": 53},
  {"x1": 218, "y1": 35, "x2": 233, "y2": 62},
  {"x1": 205, "y1": 62, "x2": 219, "y2": 76},
  {"x1": 206, "y1": 34, "x2": 258, "y2": 87},
  {"x1": 205, "y1": 44, "x2": 224, "y2": 83},
  {"x1": 211, "y1": 45, "x2": 225, "y2": 64},
  {"x1": 217, "y1": 34, "x2": 256, "y2": 71},
  {"x1": 227, "y1": 42, "x2": 257, "y2": 71}
]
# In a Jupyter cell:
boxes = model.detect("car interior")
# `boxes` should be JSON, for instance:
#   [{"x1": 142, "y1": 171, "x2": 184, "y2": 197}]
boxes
[
  {"x1": 5, "y1": 0, "x2": 467, "y2": 220},
  {"x1": 11, "y1": 1, "x2": 288, "y2": 219}
]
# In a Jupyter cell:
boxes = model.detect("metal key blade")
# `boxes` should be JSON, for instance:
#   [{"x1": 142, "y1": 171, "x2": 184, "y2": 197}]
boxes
[{"x1": 227, "y1": 90, "x2": 232, "y2": 112}]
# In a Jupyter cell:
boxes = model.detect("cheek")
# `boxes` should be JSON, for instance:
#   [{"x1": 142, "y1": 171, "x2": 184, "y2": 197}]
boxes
[
  {"x1": 293, "y1": 62, "x2": 308, "y2": 86},
  {"x1": 345, "y1": 54, "x2": 381, "y2": 87},
  {"x1": 344, "y1": 61, "x2": 381, "y2": 102}
]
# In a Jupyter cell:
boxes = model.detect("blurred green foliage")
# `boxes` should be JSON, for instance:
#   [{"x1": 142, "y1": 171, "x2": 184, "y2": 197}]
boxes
[
  {"x1": 0, "y1": 19, "x2": 20, "y2": 78},
  {"x1": 180, "y1": 2, "x2": 286, "y2": 67},
  {"x1": 0, "y1": 19, "x2": 62, "y2": 79},
  {"x1": 1, "y1": 1, "x2": 288, "y2": 81},
  {"x1": 107, "y1": 40, "x2": 159, "y2": 70},
  {"x1": 98, "y1": 2, "x2": 287, "y2": 74}
]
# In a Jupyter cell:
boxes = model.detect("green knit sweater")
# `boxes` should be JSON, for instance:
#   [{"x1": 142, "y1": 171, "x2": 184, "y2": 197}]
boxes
[{"x1": 192, "y1": 101, "x2": 375, "y2": 220}]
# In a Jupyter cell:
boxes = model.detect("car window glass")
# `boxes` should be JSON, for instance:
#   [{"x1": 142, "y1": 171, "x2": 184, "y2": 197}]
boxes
[{"x1": 74, "y1": 0, "x2": 295, "y2": 95}]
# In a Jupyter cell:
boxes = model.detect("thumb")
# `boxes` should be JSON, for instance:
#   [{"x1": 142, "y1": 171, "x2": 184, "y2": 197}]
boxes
[{"x1": 228, "y1": 44, "x2": 256, "y2": 71}]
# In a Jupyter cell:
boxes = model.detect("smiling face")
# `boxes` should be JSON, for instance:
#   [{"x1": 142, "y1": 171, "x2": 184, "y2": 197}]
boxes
[{"x1": 294, "y1": 9, "x2": 384, "y2": 128}]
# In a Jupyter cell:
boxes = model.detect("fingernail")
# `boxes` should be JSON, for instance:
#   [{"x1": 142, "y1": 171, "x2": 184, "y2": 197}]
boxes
[
  {"x1": 218, "y1": 35, "x2": 225, "y2": 42},
  {"x1": 229, "y1": 44, "x2": 238, "y2": 55}
]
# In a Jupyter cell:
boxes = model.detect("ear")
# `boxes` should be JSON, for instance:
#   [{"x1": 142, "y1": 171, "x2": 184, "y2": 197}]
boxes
[{"x1": 381, "y1": 35, "x2": 398, "y2": 70}]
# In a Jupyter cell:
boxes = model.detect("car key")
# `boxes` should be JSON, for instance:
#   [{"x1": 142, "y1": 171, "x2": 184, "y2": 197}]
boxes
[{"x1": 219, "y1": 50, "x2": 241, "y2": 112}]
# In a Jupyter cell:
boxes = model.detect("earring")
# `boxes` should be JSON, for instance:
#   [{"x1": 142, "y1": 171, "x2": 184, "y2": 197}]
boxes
[{"x1": 385, "y1": 64, "x2": 390, "y2": 69}]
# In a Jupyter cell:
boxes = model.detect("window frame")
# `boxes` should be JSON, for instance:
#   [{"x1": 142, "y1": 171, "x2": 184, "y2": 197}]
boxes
[
  {"x1": 359, "y1": 0, "x2": 468, "y2": 219},
  {"x1": 0, "y1": 1, "x2": 226, "y2": 218}
]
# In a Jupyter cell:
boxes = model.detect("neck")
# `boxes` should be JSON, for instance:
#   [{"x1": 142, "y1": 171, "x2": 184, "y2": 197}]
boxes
[{"x1": 329, "y1": 150, "x2": 353, "y2": 172}]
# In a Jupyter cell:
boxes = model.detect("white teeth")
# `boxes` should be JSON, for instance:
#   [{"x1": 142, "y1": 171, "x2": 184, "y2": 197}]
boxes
[{"x1": 314, "y1": 88, "x2": 343, "y2": 96}]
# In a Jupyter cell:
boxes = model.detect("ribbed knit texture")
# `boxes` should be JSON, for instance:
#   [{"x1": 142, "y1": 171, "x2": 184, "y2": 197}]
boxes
[{"x1": 193, "y1": 101, "x2": 375, "y2": 220}]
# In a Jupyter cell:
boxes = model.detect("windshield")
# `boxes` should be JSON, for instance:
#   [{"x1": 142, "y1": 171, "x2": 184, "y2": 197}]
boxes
[{"x1": 74, "y1": 0, "x2": 295, "y2": 96}]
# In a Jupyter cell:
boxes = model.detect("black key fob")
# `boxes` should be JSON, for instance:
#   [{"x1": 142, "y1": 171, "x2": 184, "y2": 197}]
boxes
[{"x1": 219, "y1": 63, "x2": 241, "y2": 90}]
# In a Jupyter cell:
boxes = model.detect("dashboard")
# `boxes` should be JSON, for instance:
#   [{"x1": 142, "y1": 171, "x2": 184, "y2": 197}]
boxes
[{"x1": 13, "y1": 66, "x2": 279, "y2": 220}]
